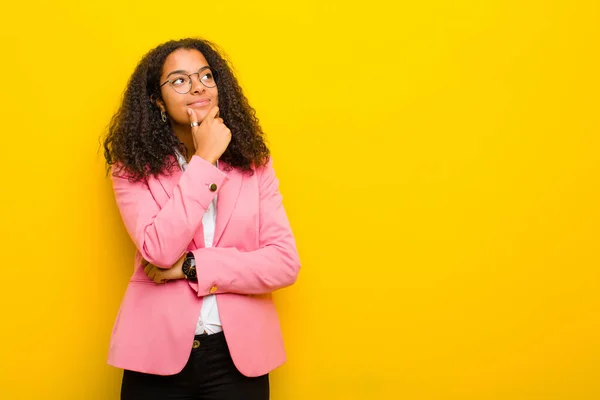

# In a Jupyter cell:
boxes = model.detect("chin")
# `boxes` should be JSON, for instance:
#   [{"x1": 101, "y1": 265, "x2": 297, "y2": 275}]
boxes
[{"x1": 196, "y1": 111, "x2": 210, "y2": 121}]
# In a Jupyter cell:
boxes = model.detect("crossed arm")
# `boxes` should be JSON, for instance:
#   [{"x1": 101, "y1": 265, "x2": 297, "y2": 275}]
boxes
[{"x1": 112, "y1": 156, "x2": 300, "y2": 296}]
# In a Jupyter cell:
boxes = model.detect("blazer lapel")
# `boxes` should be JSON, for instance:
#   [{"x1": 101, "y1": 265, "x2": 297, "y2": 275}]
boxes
[{"x1": 213, "y1": 161, "x2": 242, "y2": 246}]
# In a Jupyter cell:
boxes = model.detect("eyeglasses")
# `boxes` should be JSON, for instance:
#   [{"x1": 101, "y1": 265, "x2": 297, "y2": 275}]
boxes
[{"x1": 160, "y1": 66, "x2": 218, "y2": 94}]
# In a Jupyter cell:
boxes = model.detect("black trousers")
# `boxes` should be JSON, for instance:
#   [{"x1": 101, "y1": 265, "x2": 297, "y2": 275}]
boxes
[{"x1": 121, "y1": 332, "x2": 269, "y2": 400}]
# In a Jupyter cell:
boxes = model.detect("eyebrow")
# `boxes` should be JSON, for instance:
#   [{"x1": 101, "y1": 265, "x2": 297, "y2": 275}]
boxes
[{"x1": 165, "y1": 65, "x2": 211, "y2": 79}]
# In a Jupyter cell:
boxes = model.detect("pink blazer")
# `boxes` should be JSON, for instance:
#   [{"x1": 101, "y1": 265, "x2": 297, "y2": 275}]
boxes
[{"x1": 107, "y1": 155, "x2": 300, "y2": 377}]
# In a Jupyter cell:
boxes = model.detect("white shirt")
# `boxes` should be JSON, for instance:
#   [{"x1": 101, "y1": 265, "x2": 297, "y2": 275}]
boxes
[{"x1": 176, "y1": 151, "x2": 223, "y2": 335}]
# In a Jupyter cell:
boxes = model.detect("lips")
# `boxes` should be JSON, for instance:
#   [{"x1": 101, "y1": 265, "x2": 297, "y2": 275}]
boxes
[{"x1": 188, "y1": 98, "x2": 210, "y2": 107}]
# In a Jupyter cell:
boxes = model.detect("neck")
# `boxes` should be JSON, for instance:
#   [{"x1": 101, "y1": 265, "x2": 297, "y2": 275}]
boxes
[{"x1": 172, "y1": 124, "x2": 196, "y2": 161}]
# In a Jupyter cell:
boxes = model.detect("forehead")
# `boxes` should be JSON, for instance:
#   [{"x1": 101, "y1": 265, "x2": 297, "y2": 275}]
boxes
[{"x1": 161, "y1": 49, "x2": 209, "y2": 77}]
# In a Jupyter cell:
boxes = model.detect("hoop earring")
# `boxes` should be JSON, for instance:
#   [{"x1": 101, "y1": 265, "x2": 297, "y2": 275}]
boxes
[{"x1": 161, "y1": 110, "x2": 167, "y2": 123}]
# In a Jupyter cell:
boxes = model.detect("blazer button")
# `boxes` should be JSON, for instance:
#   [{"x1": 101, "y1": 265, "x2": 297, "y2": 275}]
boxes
[
  {"x1": 209, "y1": 285, "x2": 218, "y2": 294},
  {"x1": 209, "y1": 183, "x2": 218, "y2": 192},
  {"x1": 192, "y1": 340, "x2": 200, "y2": 349}
]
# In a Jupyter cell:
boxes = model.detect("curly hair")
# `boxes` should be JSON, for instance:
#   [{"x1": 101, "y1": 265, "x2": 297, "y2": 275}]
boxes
[{"x1": 103, "y1": 38, "x2": 270, "y2": 181}]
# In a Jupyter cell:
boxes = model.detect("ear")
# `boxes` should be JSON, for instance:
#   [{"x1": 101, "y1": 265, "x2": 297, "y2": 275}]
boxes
[{"x1": 149, "y1": 94, "x2": 166, "y2": 112}]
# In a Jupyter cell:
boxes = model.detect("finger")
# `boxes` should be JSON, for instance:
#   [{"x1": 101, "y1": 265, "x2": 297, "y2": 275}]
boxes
[
  {"x1": 187, "y1": 108, "x2": 199, "y2": 130},
  {"x1": 215, "y1": 117, "x2": 224, "y2": 124},
  {"x1": 144, "y1": 263, "x2": 153, "y2": 276},
  {"x1": 203, "y1": 106, "x2": 219, "y2": 126}
]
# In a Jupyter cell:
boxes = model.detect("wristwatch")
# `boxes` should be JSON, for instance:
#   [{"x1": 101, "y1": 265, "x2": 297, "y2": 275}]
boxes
[{"x1": 182, "y1": 252, "x2": 197, "y2": 281}]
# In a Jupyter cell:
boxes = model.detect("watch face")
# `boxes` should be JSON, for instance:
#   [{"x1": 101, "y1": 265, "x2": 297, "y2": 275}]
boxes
[{"x1": 182, "y1": 257, "x2": 197, "y2": 279}]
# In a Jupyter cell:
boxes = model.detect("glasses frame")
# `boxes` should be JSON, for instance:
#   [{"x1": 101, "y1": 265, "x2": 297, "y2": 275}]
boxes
[{"x1": 160, "y1": 66, "x2": 219, "y2": 94}]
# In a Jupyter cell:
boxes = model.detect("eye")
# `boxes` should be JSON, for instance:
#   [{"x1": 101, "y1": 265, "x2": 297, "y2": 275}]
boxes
[
  {"x1": 201, "y1": 72, "x2": 214, "y2": 81},
  {"x1": 172, "y1": 76, "x2": 188, "y2": 86}
]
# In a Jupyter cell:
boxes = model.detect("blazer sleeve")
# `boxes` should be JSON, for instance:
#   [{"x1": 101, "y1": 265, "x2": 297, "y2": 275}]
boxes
[
  {"x1": 111, "y1": 155, "x2": 229, "y2": 268},
  {"x1": 191, "y1": 157, "x2": 301, "y2": 295}
]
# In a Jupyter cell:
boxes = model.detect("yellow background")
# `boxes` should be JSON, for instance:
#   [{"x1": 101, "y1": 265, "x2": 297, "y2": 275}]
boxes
[{"x1": 1, "y1": 0, "x2": 599, "y2": 399}]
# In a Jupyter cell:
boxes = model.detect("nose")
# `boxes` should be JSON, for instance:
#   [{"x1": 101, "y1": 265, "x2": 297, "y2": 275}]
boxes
[{"x1": 190, "y1": 73, "x2": 206, "y2": 94}]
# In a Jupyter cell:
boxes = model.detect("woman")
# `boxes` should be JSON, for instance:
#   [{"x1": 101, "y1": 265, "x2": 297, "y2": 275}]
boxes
[{"x1": 103, "y1": 37, "x2": 300, "y2": 400}]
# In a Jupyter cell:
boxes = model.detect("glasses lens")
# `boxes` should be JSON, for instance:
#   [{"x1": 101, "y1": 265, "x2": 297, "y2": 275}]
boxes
[
  {"x1": 170, "y1": 74, "x2": 192, "y2": 94},
  {"x1": 199, "y1": 69, "x2": 217, "y2": 88}
]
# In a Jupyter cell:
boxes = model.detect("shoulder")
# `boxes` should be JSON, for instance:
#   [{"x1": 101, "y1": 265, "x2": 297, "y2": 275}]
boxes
[
  {"x1": 109, "y1": 163, "x2": 131, "y2": 181},
  {"x1": 110, "y1": 156, "x2": 178, "y2": 184},
  {"x1": 253, "y1": 156, "x2": 284, "y2": 194},
  {"x1": 109, "y1": 163, "x2": 150, "y2": 191},
  {"x1": 249, "y1": 157, "x2": 278, "y2": 187},
  {"x1": 254, "y1": 156, "x2": 275, "y2": 177}
]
